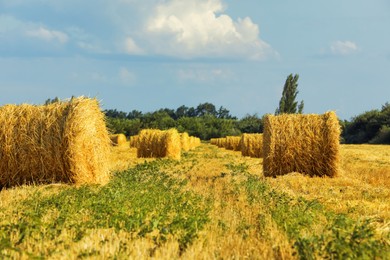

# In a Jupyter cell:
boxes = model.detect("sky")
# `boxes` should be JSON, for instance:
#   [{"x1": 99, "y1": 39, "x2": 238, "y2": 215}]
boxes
[{"x1": 0, "y1": 0, "x2": 389, "y2": 120}]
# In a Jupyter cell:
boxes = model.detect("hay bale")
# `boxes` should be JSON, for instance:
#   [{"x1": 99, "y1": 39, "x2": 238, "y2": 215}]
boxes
[
  {"x1": 226, "y1": 136, "x2": 241, "y2": 151},
  {"x1": 180, "y1": 132, "x2": 190, "y2": 152},
  {"x1": 110, "y1": 133, "x2": 127, "y2": 146},
  {"x1": 189, "y1": 136, "x2": 201, "y2": 150},
  {"x1": 241, "y1": 133, "x2": 263, "y2": 158},
  {"x1": 129, "y1": 135, "x2": 139, "y2": 148},
  {"x1": 137, "y1": 129, "x2": 181, "y2": 160},
  {"x1": 0, "y1": 97, "x2": 111, "y2": 188},
  {"x1": 137, "y1": 129, "x2": 158, "y2": 158},
  {"x1": 263, "y1": 111, "x2": 341, "y2": 177},
  {"x1": 163, "y1": 129, "x2": 181, "y2": 160}
]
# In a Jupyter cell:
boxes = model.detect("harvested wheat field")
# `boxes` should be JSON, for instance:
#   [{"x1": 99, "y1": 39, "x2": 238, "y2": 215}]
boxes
[{"x1": 0, "y1": 141, "x2": 389, "y2": 259}]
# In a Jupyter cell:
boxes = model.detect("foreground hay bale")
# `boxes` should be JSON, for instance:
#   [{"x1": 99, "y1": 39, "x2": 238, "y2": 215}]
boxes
[
  {"x1": 241, "y1": 133, "x2": 263, "y2": 158},
  {"x1": 0, "y1": 97, "x2": 111, "y2": 188},
  {"x1": 263, "y1": 111, "x2": 341, "y2": 177},
  {"x1": 137, "y1": 129, "x2": 181, "y2": 160},
  {"x1": 110, "y1": 133, "x2": 127, "y2": 146}
]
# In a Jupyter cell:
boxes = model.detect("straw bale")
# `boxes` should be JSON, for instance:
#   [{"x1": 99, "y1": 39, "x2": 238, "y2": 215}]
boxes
[
  {"x1": 129, "y1": 135, "x2": 139, "y2": 148},
  {"x1": 189, "y1": 136, "x2": 201, "y2": 150},
  {"x1": 226, "y1": 136, "x2": 241, "y2": 151},
  {"x1": 0, "y1": 97, "x2": 111, "y2": 188},
  {"x1": 241, "y1": 133, "x2": 263, "y2": 158},
  {"x1": 163, "y1": 129, "x2": 181, "y2": 160},
  {"x1": 263, "y1": 111, "x2": 341, "y2": 177},
  {"x1": 180, "y1": 132, "x2": 190, "y2": 152},
  {"x1": 137, "y1": 128, "x2": 181, "y2": 160},
  {"x1": 110, "y1": 133, "x2": 127, "y2": 146}
]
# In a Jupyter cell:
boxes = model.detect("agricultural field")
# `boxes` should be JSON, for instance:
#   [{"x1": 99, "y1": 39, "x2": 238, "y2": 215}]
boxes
[{"x1": 0, "y1": 142, "x2": 389, "y2": 259}]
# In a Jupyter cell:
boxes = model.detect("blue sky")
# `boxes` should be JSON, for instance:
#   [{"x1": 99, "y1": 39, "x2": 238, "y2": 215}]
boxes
[{"x1": 1, "y1": 0, "x2": 389, "y2": 120}]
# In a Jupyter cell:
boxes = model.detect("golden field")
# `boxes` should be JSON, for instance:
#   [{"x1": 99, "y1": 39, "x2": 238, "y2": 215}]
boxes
[{"x1": 0, "y1": 142, "x2": 389, "y2": 259}]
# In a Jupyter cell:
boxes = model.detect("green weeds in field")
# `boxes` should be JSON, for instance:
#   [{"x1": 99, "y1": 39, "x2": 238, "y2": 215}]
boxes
[
  {"x1": 0, "y1": 160, "x2": 210, "y2": 258},
  {"x1": 241, "y1": 172, "x2": 390, "y2": 259}
]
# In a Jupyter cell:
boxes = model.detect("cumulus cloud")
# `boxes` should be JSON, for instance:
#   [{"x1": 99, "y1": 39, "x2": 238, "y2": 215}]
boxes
[
  {"x1": 26, "y1": 27, "x2": 69, "y2": 44},
  {"x1": 177, "y1": 66, "x2": 235, "y2": 83},
  {"x1": 119, "y1": 67, "x2": 136, "y2": 85},
  {"x1": 143, "y1": 0, "x2": 274, "y2": 59},
  {"x1": 330, "y1": 40, "x2": 359, "y2": 56},
  {"x1": 124, "y1": 37, "x2": 144, "y2": 55}
]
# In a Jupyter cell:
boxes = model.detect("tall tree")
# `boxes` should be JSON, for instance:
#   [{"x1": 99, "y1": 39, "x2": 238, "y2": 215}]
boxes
[{"x1": 275, "y1": 74, "x2": 304, "y2": 114}]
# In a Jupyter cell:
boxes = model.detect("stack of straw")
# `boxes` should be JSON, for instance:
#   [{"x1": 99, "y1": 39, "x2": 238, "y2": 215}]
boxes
[
  {"x1": 0, "y1": 97, "x2": 111, "y2": 188},
  {"x1": 240, "y1": 133, "x2": 263, "y2": 158},
  {"x1": 263, "y1": 111, "x2": 340, "y2": 177},
  {"x1": 110, "y1": 133, "x2": 127, "y2": 146},
  {"x1": 137, "y1": 129, "x2": 181, "y2": 160}
]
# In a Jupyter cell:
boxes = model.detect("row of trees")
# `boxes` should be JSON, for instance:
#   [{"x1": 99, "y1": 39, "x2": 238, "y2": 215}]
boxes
[
  {"x1": 105, "y1": 105, "x2": 264, "y2": 140},
  {"x1": 45, "y1": 73, "x2": 389, "y2": 143},
  {"x1": 341, "y1": 103, "x2": 390, "y2": 144}
]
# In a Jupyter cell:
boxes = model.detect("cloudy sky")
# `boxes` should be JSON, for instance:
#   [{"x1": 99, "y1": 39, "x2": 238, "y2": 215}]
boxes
[{"x1": 1, "y1": 0, "x2": 389, "y2": 119}]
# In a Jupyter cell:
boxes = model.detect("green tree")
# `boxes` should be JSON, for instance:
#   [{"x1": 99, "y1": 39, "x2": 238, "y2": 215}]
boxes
[{"x1": 275, "y1": 74, "x2": 304, "y2": 114}]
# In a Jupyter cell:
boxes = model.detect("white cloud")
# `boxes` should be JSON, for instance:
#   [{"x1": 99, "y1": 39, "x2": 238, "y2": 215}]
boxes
[
  {"x1": 124, "y1": 37, "x2": 144, "y2": 55},
  {"x1": 142, "y1": 0, "x2": 274, "y2": 60},
  {"x1": 119, "y1": 67, "x2": 136, "y2": 85},
  {"x1": 26, "y1": 27, "x2": 69, "y2": 44},
  {"x1": 177, "y1": 66, "x2": 234, "y2": 83},
  {"x1": 330, "y1": 40, "x2": 359, "y2": 56}
]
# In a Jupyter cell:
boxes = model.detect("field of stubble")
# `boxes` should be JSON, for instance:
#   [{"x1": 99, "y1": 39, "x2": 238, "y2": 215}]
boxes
[{"x1": 1, "y1": 143, "x2": 389, "y2": 259}]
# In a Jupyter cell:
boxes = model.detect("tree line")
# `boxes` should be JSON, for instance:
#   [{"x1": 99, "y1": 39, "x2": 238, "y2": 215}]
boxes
[
  {"x1": 44, "y1": 73, "x2": 389, "y2": 144},
  {"x1": 105, "y1": 102, "x2": 390, "y2": 144},
  {"x1": 104, "y1": 103, "x2": 264, "y2": 140}
]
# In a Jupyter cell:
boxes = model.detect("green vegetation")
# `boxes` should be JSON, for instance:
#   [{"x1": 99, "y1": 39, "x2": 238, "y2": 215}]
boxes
[
  {"x1": 241, "y1": 174, "x2": 389, "y2": 259},
  {"x1": 341, "y1": 102, "x2": 390, "y2": 144},
  {"x1": 275, "y1": 74, "x2": 304, "y2": 115},
  {"x1": 0, "y1": 161, "x2": 210, "y2": 258}
]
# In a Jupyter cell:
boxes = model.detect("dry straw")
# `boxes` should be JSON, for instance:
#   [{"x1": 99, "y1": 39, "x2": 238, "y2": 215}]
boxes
[
  {"x1": 226, "y1": 136, "x2": 241, "y2": 151},
  {"x1": 241, "y1": 133, "x2": 263, "y2": 158},
  {"x1": 180, "y1": 132, "x2": 190, "y2": 152},
  {"x1": 129, "y1": 135, "x2": 139, "y2": 148},
  {"x1": 110, "y1": 133, "x2": 127, "y2": 146},
  {"x1": 263, "y1": 111, "x2": 341, "y2": 177},
  {"x1": 0, "y1": 97, "x2": 111, "y2": 188},
  {"x1": 137, "y1": 129, "x2": 181, "y2": 160}
]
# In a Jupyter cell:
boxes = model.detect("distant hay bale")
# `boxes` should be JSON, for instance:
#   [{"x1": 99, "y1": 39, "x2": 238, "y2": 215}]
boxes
[
  {"x1": 180, "y1": 132, "x2": 190, "y2": 152},
  {"x1": 226, "y1": 136, "x2": 241, "y2": 151},
  {"x1": 137, "y1": 129, "x2": 181, "y2": 160},
  {"x1": 129, "y1": 135, "x2": 139, "y2": 148},
  {"x1": 241, "y1": 133, "x2": 263, "y2": 158},
  {"x1": 263, "y1": 111, "x2": 341, "y2": 177},
  {"x1": 0, "y1": 97, "x2": 111, "y2": 188},
  {"x1": 189, "y1": 136, "x2": 201, "y2": 150},
  {"x1": 110, "y1": 133, "x2": 127, "y2": 146}
]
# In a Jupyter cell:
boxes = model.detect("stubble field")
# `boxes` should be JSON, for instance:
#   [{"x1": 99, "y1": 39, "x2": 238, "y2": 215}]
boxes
[{"x1": 1, "y1": 143, "x2": 389, "y2": 259}]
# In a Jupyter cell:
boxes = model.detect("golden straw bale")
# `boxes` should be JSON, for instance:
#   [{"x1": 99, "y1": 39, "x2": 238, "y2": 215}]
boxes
[
  {"x1": 192, "y1": 136, "x2": 201, "y2": 149},
  {"x1": 110, "y1": 133, "x2": 127, "y2": 146},
  {"x1": 163, "y1": 129, "x2": 181, "y2": 160},
  {"x1": 180, "y1": 132, "x2": 190, "y2": 152},
  {"x1": 129, "y1": 135, "x2": 139, "y2": 148},
  {"x1": 226, "y1": 136, "x2": 241, "y2": 151},
  {"x1": 241, "y1": 133, "x2": 263, "y2": 158},
  {"x1": 137, "y1": 129, "x2": 159, "y2": 158},
  {"x1": 137, "y1": 129, "x2": 181, "y2": 160},
  {"x1": 263, "y1": 111, "x2": 341, "y2": 177},
  {"x1": 0, "y1": 97, "x2": 111, "y2": 188}
]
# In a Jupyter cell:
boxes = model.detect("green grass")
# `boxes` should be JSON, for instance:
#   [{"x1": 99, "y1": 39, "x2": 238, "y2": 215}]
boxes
[
  {"x1": 0, "y1": 160, "x2": 210, "y2": 258},
  {"x1": 239, "y1": 170, "x2": 390, "y2": 259}
]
